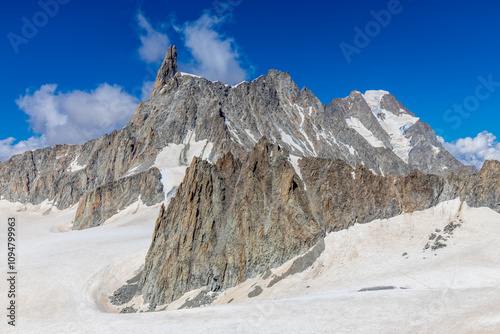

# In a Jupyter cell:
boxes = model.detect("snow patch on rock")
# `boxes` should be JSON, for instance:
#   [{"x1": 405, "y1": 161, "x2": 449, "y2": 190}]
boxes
[
  {"x1": 289, "y1": 155, "x2": 306, "y2": 190},
  {"x1": 346, "y1": 117, "x2": 386, "y2": 148},
  {"x1": 363, "y1": 90, "x2": 419, "y2": 163},
  {"x1": 67, "y1": 154, "x2": 86, "y2": 172},
  {"x1": 154, "y1": 131, "x2": 214, "y2": 201}
]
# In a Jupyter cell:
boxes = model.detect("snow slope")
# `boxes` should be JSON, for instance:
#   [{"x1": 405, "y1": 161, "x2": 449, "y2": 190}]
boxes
[
  {"x1": 345, "y1": 117, "x2": 386, "y2": 148},
  {"x1": 152, "y1": 130, "x2": 214, "y2": 200},
  {"x1": 362, "y1": 90, "x2": 420, "y2": 162},
  {"x1": 1, "y1": 199, "x2": 499, "y2": 333}
]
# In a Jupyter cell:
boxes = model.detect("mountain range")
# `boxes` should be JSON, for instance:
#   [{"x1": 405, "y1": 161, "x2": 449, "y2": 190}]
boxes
[{"x1": 1, "y1": 46, "x2": 498, "y2": 314}]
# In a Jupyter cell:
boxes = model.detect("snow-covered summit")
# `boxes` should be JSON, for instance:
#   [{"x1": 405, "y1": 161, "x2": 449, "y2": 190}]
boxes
[
  {"x1": 361, "y1": 90, "x2": 419, "y2": 163},
  {"x1": 362, "y1": 90, "x2": 390, "y2": 111}
]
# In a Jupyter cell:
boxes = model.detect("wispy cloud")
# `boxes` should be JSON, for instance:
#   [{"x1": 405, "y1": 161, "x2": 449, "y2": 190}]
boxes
[
  {"x1": 137, "y1": 13, "x2": 170, "y2": 64},
  {"x1": 141, "y1": 80, "x2": 155, "y2": 101},
  {"x1": 179, "y1": 13, "x2": 247, "y2": 85},
  {"x1": 440, "y1": 131, "x2": 500, "y2": 169},
  {"x1": 1, "y1": 84, "x2": 138, "y2": 161},
  {"x1": 0, "y1": 136, "x2": 48, "y2": 162},
  {"x1": 3, "y1": 5, "x2": 249, "y2": 160},
  {"x1": 1, "y1": 83, "x2": 138, "y2": 161},
  {"x1": 8, "y1": 83, "x2": 139, "y2": 154},
  {"x1": 136, "y1": 10, "x2": 248, "y2": 93}
]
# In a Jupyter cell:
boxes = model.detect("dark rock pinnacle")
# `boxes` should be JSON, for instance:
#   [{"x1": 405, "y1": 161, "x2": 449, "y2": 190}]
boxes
[{"x1": 150, "y1": 45, "x2": 178, "y2": 97}]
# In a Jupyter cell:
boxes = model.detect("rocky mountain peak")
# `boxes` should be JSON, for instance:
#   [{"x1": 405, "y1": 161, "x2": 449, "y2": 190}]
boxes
[
  {"x1": 0, "y1": 49, "x2": 483, "y2": 237},
  {"x1": 137, "y1": 137, "x2": 322, "y2": 306},
  {"x1": 348, "y1": 90, "x2": 363, "y2": 97},
  {"x1": 150, "y1": 45, "x2": 178, "y2": 97}
]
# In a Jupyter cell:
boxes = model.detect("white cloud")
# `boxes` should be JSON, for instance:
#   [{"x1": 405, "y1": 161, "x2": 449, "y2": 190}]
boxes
[
  {"x1": 2, "y1": 8, "x2": 249, "y2": 161},
  {"x1": 0, "y1": 136, "x2": 48, "y2": 162},
  {"x1": 137, "y1": 13, "x2": 170, "y2": 64},
  {"x1": 12, "y1": 83, "x2": 138, "y2": 149},
  {"x1": 135, "y1": 8, "x2": 249, "y2": 86},
  {"x1": 442, "y1": 131, "x2": 500, "y2": 169},
  {"x1": 180, "y1": 13, "x2": 247, "y2": 85}
]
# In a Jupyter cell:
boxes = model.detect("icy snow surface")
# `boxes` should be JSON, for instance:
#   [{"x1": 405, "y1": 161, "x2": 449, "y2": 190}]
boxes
[
  {"x1": 179, "y1": 72, "x2": 203, "y2": 79},
  {"x1": 278, "y1": 128, "x2": 306, "y2": 155},
  {"x1": 245, "y1": 129, "x2": 257, "y2": 143},
  {"x1": 154, "y1": 131, "x2": 213, "y2": 201},
  {"x1": 289, "y1": 155, "x2": 306, "y2": 190},
  {"x1": 346, "y1": 117, "x2": 386, "y2": 148},
  {"x1": 1, "y1": 198, "x2": 499, "y2": 333},
  {"x1": 67, "y1": 154, "x2": 86, "y2": 172},
  {"x1": 362, "y1": 90, "x2": 420, "y2": 163}
]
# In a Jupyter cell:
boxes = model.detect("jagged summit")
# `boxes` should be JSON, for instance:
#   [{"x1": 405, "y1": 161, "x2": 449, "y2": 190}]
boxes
[
  {"x1": 329, "y1": 89, "x2": 476, "y2": 174},
  {"x1": 151, "y1": 45, "x2": 178, "y2": 97},
  {"x1": 0, "y1": 48, "x2": 480, "y2": 232}
]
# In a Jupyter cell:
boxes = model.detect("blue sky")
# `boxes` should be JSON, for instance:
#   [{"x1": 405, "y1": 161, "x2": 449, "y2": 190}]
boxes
[{"x1": 1, "y1": 0, "x2": 499, "y2": 166}]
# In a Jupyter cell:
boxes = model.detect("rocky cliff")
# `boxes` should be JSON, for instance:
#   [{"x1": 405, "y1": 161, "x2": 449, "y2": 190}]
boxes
[
  {"x1": 137, "y1": 138, "x2": 500, "y2": 307},
  {"x1": 138, "y1": 139, "x2": 323, "y2": 306},
  {"x1": 461, "y1": 160, "x2": 500, "y2": 211},
  {"x1": 0, "y1": 121, "x2": 163, "y2": 228},
  {"x1": 2, "y1": 46, "x2": 497, "y2": 314},
  {"x1": 73, "y1": 167, "x2": 164, "y2": 230},
  {"x1": 298, "y1": 157, "x2": 498, "y2": 234},
  {"x1": 151, "y1": 45, "x2": 178, "y2": 97},
  {"x1": 299, "y1": 159, "x2": 443, "y2": 233},
  {"x1": 329, "y1": 90, "x2": 476, "y2": 176}
]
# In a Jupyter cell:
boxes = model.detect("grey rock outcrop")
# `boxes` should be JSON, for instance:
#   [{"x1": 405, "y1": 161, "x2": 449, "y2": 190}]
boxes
[
  {"x1": 137, "y1": 140, "x2": 500, "y2": 306},
  {"x1": 0, "y1": 144, "x2": 83, "y2": 207},
  {"x1": 461, "y1": 160, "x2": 500, "y2": 211},
  {"x1": 300, "y1": 158, "x2": 444, "y2": 232},
  {"x1": 73, "y1": 168, "x2": 164, "y2": 230},
  {"x1": 300, "y1": 157, "x2": 499, "y2": 233},
  {"x1": 0, "y1": 121, "x2": 163, "y2": 229},
  {"x1": 329, "y1": 90, "x2": 476, "y2": 176},
  {"x1": 138, "y1": 139, "x2": 323, "y2": 306},
  {"x1": 328, "y1": 91, "x2": 392, "y2": 148},
  {"x1": 405, "y1": 121, "x2": 476, "y2": 175}
]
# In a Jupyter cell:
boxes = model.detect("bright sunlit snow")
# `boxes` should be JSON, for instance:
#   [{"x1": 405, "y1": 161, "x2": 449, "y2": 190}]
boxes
[
  {"x1": 1, "y1": 197, "x2": 498, "y2": 333},
  {"x1": 0, "y1": 200, "x2": 500, "y2": 333},
  {"x1": 346, "y1": 117, "x2": 386, "y2": 148},
  {"x1": 289, "y1": 155, "x2": 306, "y2": 190},
  {"x1": 153, "y1": 131, "x2": 213, "y2": 200},
  {"x1": 362, "y1": 90, "x2": 419, "y2": 163},
  {"x1": 67, "y1": 154, "x2": 86, "y2": 172}
]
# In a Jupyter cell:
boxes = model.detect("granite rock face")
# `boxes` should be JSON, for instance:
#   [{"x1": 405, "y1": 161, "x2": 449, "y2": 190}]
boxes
[
  {"x1": 151, "y1": 45, "x2": 178, "y2": 97},
  {"x1": 0, "y1": 144, "x2": 83, "y2": 207},
  {"x1": 138, "y1": 139, "x2": 500, "y2": 306},
  {"x1": 299, "y1": 158, "x2": 444, "y2": 233},
  {"x1": 328, "y1": 90, "x2": 393, "y2": 149},
  {"x1": 300, "y1": 157, "x2": 499, "y2": 233},
  {"x1": 461, "y1": 160, "x2": 500, "y2": 211},
  {"x1": 137, "y1": 139, "x2": 323, "y2": 306},
  {"x1": 0, "y1": 120, "x2": 163, "y2": 229},
  {"x1": 73, "y1": 168, "x2": 164, "y2": 230}
]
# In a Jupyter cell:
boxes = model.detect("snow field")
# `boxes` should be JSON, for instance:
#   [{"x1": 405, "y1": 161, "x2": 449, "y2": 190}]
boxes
[{"x1": 0, "y1": 198, "x2": 499, "y2": 333}]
